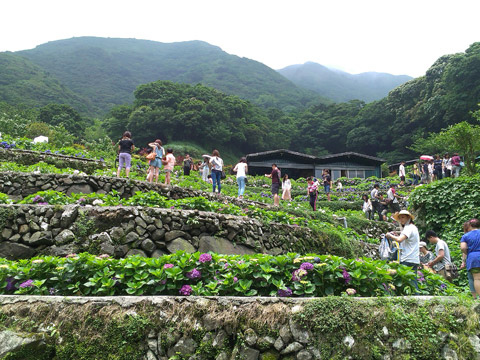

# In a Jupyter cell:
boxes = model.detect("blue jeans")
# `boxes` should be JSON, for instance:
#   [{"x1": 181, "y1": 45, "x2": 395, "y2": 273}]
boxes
[
  {"x1": 237, "y1": 176, "x2": 246, "y2": 196},
  {"x1": 401, "y1": 261, "x2": 419, "y2": 292},
  {"x1": 211, "y1": 170, "x2": 222, "y2": 193}
]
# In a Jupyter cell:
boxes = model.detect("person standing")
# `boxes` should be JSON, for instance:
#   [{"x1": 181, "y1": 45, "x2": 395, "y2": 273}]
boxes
[
  {"x1": 386, "y1": 184, "x2": 401, "y2": 214},
  {"x1": 233, "y1": 157, "x2": 248, "y2": 199},
  {"x1": 412, "y1": 162, "x2": 420, "y2": 185},
  {"x1": 443, "y1": 153, "x2": 452, "y2": 178},
  {"x1": 265, "y1": 164, "x2": 281, "y2": 206},
  {"x1": 307, "y1": 177, "x2": 318, "y2": 211},
  {"x1": 210, "y1": 150, "x2": 224, "y2": 193},
  {"x1": 282, "y1": 174, "x2": 292, "y2": 201},
  {"x1": 117, "y1": 131, "x2": 135, "y2": 178},
  {"x1": 425, "y1": 230, "x2": 452, "y2": 280},
  {"x1": 419, "y1": 241, "x2": 435, "y2": 267},
  {"x1": 200, "y1": 157, "x2": 210, "y2": 182},
  {"x1": 322, "y1": 169, "x2": 332, "y2": 201},
  {"x1": 163, "y1": 148, "x2": 175, "y2": 185},
  {"x1": 433, "y1": 155, "x2": 443, "y2": 181},
  {"x1": 451, "y1": 153, "x2": 461, "y2": 178},
  {"x1": 370, "y1": 184, "x2": 381, "y2": 221},
  {"x1": 147, "y1": 139, "x2": 164, "y2": 183},
  {"x1": 183, "y1": 154, "x2": 193, "y2": 176},
  {"x1": 362, "y1": 194, "x2": 373, "y2": 220},
  {"x1": 386, "y1": 210, "x2": 420, "y2": 290},
  {"x1": 398, "y1": 161, "x2": 406, "y2": 186},
  {"x1": 460, "y1": 219, "x2": 480, "y2": 298}
]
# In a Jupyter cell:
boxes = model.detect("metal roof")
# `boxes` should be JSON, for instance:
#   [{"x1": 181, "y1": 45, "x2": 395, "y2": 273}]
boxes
[{"x1": 246, "y1": 149, "x2": 385, "y2": 164}]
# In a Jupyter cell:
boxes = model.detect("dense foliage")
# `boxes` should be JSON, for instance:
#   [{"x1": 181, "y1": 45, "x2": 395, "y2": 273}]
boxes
[{"x1": 0, "y1": 252, "x2": 456, "y2": 297}]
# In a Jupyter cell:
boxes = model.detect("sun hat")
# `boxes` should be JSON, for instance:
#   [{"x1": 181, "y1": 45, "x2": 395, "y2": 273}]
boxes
[
  {"x1": 392, "y1": 210, "x2": 415, "y2": 221},
  {"x1": 419, "y1": 241, "x2": 427, "y2": 248}
]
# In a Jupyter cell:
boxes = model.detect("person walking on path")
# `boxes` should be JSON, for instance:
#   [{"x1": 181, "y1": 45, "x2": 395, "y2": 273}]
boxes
[
  {"x1": 163, "y1": 148, "x2": 175, "y2": 185},
  {"x1": 370, "y1": 184, "x2": 381, "y2": 221},
  {"x1": 362, "y1": 194, "x2": 373, "y2": 220},
  {"x1": 425, "y1": 230, "x2": 452, "y2": 280},
  {"x1": 451, "y1": 153, "x2": 462, "y2": 178},
  {"x1": 233, "y1": 157, "x2": 248, "y2": 199},
  {"x1": 200, "y1": 157, "x2": 210, "y2": 182},
  {"x1": 147, "y1": 139, "x2": 164, "y2": 183},
  {"x1": 322, "y1": 169, "x2": 332, "y2": 201},
  {"x1": 210, "y1": 150, "x2": 224, "y2": 193},
  {"x1": 116, "y1": 131, "x2": 135, "y2": 178},
  {"x1": 460, "y1": 219, "x2": 480, "y2": 298},
  {"x1": 183, "y1": 154, "x2": 193, "y2": 176},
  {"x1": 387, "y1": 184, "x2": 402, "y2": 214},
  {"x1": 443, "y1": 153, "x2": 452, "y2": 178},
  {"x1": 307, "y1": 177, "x2": 318, "y2": 211},
  {"x1": 386, "y1": 210, "x2": 420, "y2": 290},
  {"x1": 282, "y1": 174, "x2": 292, "y2": 201},
  {"x1": 398, "y1": 161, "x2": 406, "y2": 186},
  {"x1": 265, "y1": 164, "x2": 281, "y2": 206}
]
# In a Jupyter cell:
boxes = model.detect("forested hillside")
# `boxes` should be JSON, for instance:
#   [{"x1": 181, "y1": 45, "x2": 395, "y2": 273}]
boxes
[
  {"x1": 278, "y1": 62, "x2": 412, "y2": 103},
  {"x1": 16, "y1": 37, "x2": 326, "y2": 116},
  {"x1": 0, "y1": 52, "x2": 90, "y2": 112}
]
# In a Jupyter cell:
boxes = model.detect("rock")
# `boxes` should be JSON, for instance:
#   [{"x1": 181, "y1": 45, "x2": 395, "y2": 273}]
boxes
[
  {"x1": 216, "y1": 352, "x2": 229, "y2": 360},
  {"x1": 114, "y1": 245, "x2": 129, "y2": 257},
  {"x1": 126, "y1": 249, "x2": 147, "y2": 257},
  {"x1": 198, "y1": 236, "x2": 255, "y2": 255},
  {"x1": 0, "y1": 330, "x2": 46, "y2": 358},
  {"x1": 26, "y1": 231, "x2": 53, "y2": 246},
  {"x1": 46, "y1": 244, "x2": 78, "y2": 257},
  {"x1": 469, "y1": 335, "x2": 480, "y2": 359},
  {"x1": 141, "y1": 239, "x2": 156, "y2": 253},
  {"x1": 382, "y1": 326, "x2": 389, "y2": 338},
  {"x1": 145, "y1": 349, "x2": 157, "y2": 360},
  {"x1": 151, "y1": 249, "x2": 167, "y2": 258},
  {"x1": 167, "y1": 337, "x2": 197, "y2": 357},
  {"x1": 55, "y1": 229, "x2": 75, "y2": 245},
  {"x1": 441, "y1": 345, "x2": 458, "y2": 360},
  {"x1": 392, "y1": 338, "x2": 411, "y2": 351},
  {"x1": 256, "y1": 336, "x2": 276, "y2": 351},
  {"x1": 280, "y1": 341, "x2": 303, "y2": 354},
  {"x1": 245, "y1": 328, "x2": 258, "y2": 347},
  {"x1": 60, "y1": 205, "x2": 79, "y2": 228},
  {"x1": 18, "y1": 224, "x2": 29, "y2": 235},
  {"x1": 166, "y1": 238, "x2": 196, "y2": 254},
  {"x1": 109, "y1": 227, "x2": 125, "y2": 242},
  {"x1": 125, "y1": 232, "x2": 140, "y2": 244},
  {"x1": 274, "y1": 337, "x2": 284, "y2": 351},
  {"x1": 230, "y1": 345, "x2": 259, "y2": 360},
  {"x1": 297, "y1": 350, "x2": 313, "y2": 360},
  {"x1": 152, "y1": 229, "x2": 166, "y2": 241},
  {"x1": 0, "y1": 242, "x2": 35, "y2": 260},
  {"x1": 260, "y1": 350, "x2": 280, "y2": 360},
  {"x1": 1, "y1": 228, "x2": 12, "y2": 240},
  {"x1": 213, "y1": 330, "x2": 227, "y2": 348},
  {"x1": 165, "y1": 230, "x2": 189, "y2": 242},
  {"x1": 290, "y1": 319, "x2": 310, "y2": 344},
  {"x1": 66, "y1": 184, "x2": 93, "y2": 196},
  {"x1": 343, "y1": 335, "x2": 355, "y2": 349},
  {"x1": 135, "y1": 217, "x2": 147, "y2": 229},
  {"x1": 279, "y1": 325, "x2": 292, "y2": 343}
]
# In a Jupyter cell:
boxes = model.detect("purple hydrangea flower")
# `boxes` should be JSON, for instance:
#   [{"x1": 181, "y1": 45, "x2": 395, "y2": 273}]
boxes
[
  {"x1": 300, "y1": 262, "x2": 314, "y2": 270},
  {"x1": 291, "y1": 269, "x2": 307, "y2": 282},
  {"x1": 440, "y1": 283, "x2": 447, "y2": 290},
  {"x1": 49, "y1": 288, "x2": 56, "y2": 295},
  {"x1": 186, "y1": 268, "x2": 202, "y2": 279},
  {"x1": 278, "y1": 287, "x2": 293, "y2": 297},
  {"x1": 179, "y1": 285, "x2": 192, "y2": 296},
  {"x1": 199, "y1": 253, "x2": 212, "y2": 263},
  {"x1": 164, "y1": 264, "x2": 174, "y2": 269},
  {"x1": 19, "y1": 279, "x2": 34, "y2": 288},
  {"x1": 5, "y1": 277, "x2": 16, "y2": 291},
  {"x1": 341, "y1": 267, "x2": 351, "y2": 284},
  {"x1": 233, "y1": 277, "x2": 238, "y2": 283}
]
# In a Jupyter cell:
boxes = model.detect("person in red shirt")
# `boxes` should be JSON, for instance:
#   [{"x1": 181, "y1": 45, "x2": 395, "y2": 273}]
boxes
[
  {"x1": 265, "y1": 164, "x2": 281, "y2": 206},
  {"x1": 307, "y1": 177, "x2": 318, "y2": 211}
]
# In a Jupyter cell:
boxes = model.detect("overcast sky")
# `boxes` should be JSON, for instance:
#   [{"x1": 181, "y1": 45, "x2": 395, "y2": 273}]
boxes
[{"x1": 2, "y1": 0, "x2": 479, "y2": 77}]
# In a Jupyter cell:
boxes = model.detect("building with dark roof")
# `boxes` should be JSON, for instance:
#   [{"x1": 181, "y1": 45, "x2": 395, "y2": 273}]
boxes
[{"x1": 246, "y1": 149, "x2": 385, "y2": 180}]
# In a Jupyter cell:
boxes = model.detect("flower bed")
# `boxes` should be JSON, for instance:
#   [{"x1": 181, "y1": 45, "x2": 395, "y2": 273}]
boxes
[{"x1": 0, "y1": 252, "x2": 457, "y2": 297}]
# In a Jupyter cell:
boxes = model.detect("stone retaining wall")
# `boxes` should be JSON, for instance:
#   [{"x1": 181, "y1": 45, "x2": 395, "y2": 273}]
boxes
[
  {"x1": 0, "y1": 204, "x2": 379, "y2": 260},
  {"x1": 0, "y1": 295, "x2": 478, "y2": 360},
  {"x1": 0, "y1": 148, "x2": 107, "y2": 174}
]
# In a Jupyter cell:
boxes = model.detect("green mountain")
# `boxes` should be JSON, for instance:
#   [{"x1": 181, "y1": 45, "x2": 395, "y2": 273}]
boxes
[
  {"x1": 15, "y1": 37, "x2": 327, "y2": 116},
  {"x1": 0, "y1": 52, "x2": 91, "y2": 112},
  {"x1": 277, "y1": 62, "x2": 412, "y2": 103}
]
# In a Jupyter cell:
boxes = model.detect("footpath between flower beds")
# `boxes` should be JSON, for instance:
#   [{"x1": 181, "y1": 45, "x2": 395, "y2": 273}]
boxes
[{"x1": 0, "y1": 295, "x2": 478, "y2": 360}]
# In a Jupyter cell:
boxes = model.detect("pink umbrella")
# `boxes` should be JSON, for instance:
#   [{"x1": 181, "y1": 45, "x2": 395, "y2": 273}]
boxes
[{"x1": 420, "y1": 155, "x2": 433, "y2": 161}]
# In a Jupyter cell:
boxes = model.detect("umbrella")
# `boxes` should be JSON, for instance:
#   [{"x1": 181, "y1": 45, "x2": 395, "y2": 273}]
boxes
[
  {"x1": 420, "y1": 155, "x2": 433, "y2": 161},
  {"x1": 201, "y1": 154, "x2": 212, "y2": 158}
]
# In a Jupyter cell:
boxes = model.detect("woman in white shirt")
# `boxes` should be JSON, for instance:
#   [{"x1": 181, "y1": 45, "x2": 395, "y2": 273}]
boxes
[
  {"x1": 282, "y1": 174, "x2": 292, "y2": 201},
  {"x1": 233, "y1": 158, "x2": 248, "y2": 199},
  {"x1": 209, "y1": 149, "x2": 224, "y2": 193}
]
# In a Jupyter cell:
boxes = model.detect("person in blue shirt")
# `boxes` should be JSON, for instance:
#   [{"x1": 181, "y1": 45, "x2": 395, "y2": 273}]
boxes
[{"x1": 461, "y1": 218, "x2": 480, "y2": 298}]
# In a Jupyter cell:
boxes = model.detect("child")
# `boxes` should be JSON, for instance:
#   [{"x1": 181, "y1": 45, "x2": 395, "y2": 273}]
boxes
[
  {"x1": 307, "y1": 177, "x2": 318, "y2": 211},
  {"x1": 207, "y1": 174, "x2": 213, "y2": 185},
  {"x1": 163, "y1": 149, "x2": 175, "y2": 185},
  {"x1": 282, "y1": 174, "x2": 292, "y2": 201}
]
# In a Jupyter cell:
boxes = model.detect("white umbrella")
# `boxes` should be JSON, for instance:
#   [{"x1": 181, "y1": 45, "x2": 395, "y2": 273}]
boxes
[{"x1": 201, "y1": 154, "x2": 212, "y2": 158}]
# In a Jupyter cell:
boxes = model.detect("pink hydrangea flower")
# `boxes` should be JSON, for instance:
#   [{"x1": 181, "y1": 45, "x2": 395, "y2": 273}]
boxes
[
  {"x1": 179, "y1": 285, "x2": 192, "y2": 296},
  {"x1": 199, "y1": 253, "x2": 212, "y2": 263}
]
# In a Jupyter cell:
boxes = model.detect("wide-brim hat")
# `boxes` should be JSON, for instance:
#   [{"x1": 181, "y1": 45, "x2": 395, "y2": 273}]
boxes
[
  {"x1": 419, "y1": 241, "x2": 427, "y2": 248},
  {"x1": 392, "y1": 210, "x2": 415, "y2": 222}
]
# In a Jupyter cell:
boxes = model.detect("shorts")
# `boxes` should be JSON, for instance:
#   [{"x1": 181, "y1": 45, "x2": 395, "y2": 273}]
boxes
[
  {"x1": 324, "y1": 185, "x2": 330, "y2": 193},
  {"x1": 468, "y1": 271, "x2": 475, "y2": 292},
  {"x1": 400, "y1": 176, "x2": 405, "y2": 182},
  {"x1": 271, "y1": 182, "x2": 280, "y2": 195},
  {"x1": 149, "y1": 158, "x2": 162, "y2": 168},
  {"x1": 470, "y1": 267, "x2": 480, "y2": 274}
]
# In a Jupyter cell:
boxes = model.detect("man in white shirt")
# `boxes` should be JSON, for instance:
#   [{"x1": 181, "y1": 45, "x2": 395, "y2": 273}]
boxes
[
  {"x1": 425, "y1": 230, "x2": 452, "y2": 280},
  {"x1": 398, "y1": 161, "x2": 406, "y2": 186},
  {"x1": 386, "y1": 184, "x2": 401, "y2": 214}
]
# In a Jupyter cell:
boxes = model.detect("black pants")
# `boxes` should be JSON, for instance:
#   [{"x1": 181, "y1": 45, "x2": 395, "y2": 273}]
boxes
[
  {"x1": 309, "y1": 192, "x2": 317, "y2": 211},
  {"x1": 184, "y1": 167, "x2": 191, "y2": 176}
]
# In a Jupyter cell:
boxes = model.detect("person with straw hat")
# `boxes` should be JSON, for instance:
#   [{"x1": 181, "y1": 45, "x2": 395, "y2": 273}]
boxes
[{"x1": 386, "y1": 210, "x2": 420, "y2": 289}]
